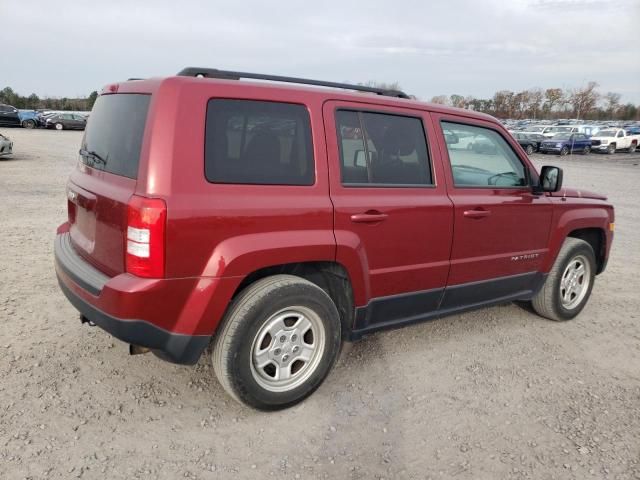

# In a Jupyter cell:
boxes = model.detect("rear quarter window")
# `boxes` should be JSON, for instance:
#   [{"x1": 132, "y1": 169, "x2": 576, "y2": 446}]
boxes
[{"x1": 205, "y1": 99, "x2": 314, "y2": 186}]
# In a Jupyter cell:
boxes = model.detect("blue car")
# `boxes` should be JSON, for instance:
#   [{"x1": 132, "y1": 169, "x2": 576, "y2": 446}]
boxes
[
  {"x1": 539, "y1": 133, "x2": 592, "y2": 156},
  {"x1": 18, "y1": 110, "x2": 42, "y2": 129}
]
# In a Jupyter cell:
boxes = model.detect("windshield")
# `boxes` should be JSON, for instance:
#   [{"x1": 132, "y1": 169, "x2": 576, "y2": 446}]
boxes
[
  {"x1": 80, "y1": 94, "x2": 151, "y2": 179},
  {"x1": 596, "y1": 130, "x2": 617, "y2": 137}
]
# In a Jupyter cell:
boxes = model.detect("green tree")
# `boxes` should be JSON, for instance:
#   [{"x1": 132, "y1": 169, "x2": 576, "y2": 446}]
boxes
[
  {"x1": 26, "y1": 93, "x2": 40, "y2": 109},
  {"x1": 87, "y1": 91, "x2": 99, "y2": 110}
]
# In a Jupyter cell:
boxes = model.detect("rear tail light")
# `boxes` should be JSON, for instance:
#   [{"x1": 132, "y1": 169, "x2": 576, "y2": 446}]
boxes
[
  {"x1": 66, "y1": 187, "x2": 77, "y2": 224},
  {"x1": 126, "y1": 195, "x2": 167, "y2": 278}
]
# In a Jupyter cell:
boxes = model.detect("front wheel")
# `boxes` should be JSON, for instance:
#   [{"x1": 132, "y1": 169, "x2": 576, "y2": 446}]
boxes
[
  {"x1": 22, "y1": 119, "x2": 36, "y2": 129},
  {"x1": 525, "y1": 144, "x2": 534, "y2": 155},
  {"x1": 531, "y1": 238, "x2": 596, "y2": 321},
  {"x1": 212, "y1": 275, "x2": 342, "y2": 410},
  {"x1": 607, "y1": 144, "x2": 616, "y2": 154},
  {"x1": 55, "y1": 123, "x2": 64, "y2": 131},
  {"x1": 560, "y1": 146, "x2": 569, "y2": 156}
]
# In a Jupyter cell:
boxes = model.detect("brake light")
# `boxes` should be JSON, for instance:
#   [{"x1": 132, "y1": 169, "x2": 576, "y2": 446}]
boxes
[{"x1": 126, "y1": 195, "x2": 166, "y2": 278}]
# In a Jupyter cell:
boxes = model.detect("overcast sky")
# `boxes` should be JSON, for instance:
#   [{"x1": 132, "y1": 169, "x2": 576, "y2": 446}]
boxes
[{"x1": 2, "y1": 0, "x2": 639, "y2": 103}]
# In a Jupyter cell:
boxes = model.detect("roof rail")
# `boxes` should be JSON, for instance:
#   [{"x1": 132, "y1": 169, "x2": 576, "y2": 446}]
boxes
[{"x1": 176, "y1": 67, "x2": 410, "y2": 99}]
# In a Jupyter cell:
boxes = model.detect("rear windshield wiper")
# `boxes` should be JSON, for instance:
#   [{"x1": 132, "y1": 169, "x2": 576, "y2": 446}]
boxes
[{"x1": 79, "y1": 148, "x2": 108, "y2": 165}]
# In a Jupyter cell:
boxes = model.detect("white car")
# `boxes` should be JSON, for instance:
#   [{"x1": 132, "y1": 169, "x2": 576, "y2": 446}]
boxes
[
  {"x1": 0, "y1": 133, "x2": 13, "y2": 157},
  {"x1": 589, "y1": 128, "x2": 640, "y2": 154}
]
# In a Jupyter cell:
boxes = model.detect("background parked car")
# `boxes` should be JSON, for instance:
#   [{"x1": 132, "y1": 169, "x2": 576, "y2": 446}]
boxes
[
  {"x1": 512, "y1": 132, "x2": 543, "y2": 154},
  {"x1": 539, "y1": 133, "x2": 591, "y2": 155},
  {"x1": 45, "y1": 113, "x2": 87, "y2": 130},
  {"x1": 0, "y1": 133, "x2": 13, "y2": 157},
  {"x1": 18, "y1": 110, "x2": 41, "y2": 129},
  {"x1": 0, "y1": 104, "x2": 21, "y2": 127},
  {"x1": 590, "y1": 128, "x2": 640, "y2": 154}
]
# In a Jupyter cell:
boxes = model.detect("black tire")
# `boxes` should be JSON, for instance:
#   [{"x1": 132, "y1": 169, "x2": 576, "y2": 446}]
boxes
[
  {"x1": 629, "y1": 143, "x2": 637, "y2": 153},
  {"x1": 525, "y1": 144, "x2": 534, "y2": 155},
  {"x1": 531, "y1": 238, "x2": 596, "y2": 321},
  {"x1": 583, "y1": 145, "x2": 590, "y2": 155},
  {"x1": 560, "y1": 146, "x2": 569, "y2": 156},
  {"x1": 607, "y1": 143, "x2": 616, "y2": 154},
  {"x1": 212, "y1": 275, "x2": 342, "y2": 410},
  {"x1": 22, "y1": 119, "x2": 36, "y2": 129}
]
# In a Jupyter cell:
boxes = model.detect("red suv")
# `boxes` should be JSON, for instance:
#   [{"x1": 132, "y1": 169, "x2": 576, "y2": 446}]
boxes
[{"x1": 55, "y1": 68, "x2": 614, "y2": 410}]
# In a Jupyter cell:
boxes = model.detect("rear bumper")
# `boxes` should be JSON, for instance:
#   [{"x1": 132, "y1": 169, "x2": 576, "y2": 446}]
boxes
[
  {"x1": 57, "y1": 277, "x2": 209, "y2": 364},
  {"x1": 54, "y1": 231, "x2": 212, "y2": 365}
]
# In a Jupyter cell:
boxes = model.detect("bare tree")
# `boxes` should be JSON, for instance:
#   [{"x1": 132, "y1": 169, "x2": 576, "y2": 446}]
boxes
[
  {"x1": 492, "y1": 90, "x2": 514, "y2": 118},
  {"x1": 360, "y1": 81, "x2": 402, "y2": 91},
  {"x1": 430, "y1": 95, "x2": 449, "y2": 105},
  {"x1": 569, "y1": 81, "x2": 599, "y2": 120},
  {"x1": 604, "y1": 92, "x2": 621, "y2": 117},
  {"x1": 543, "y1": 88, "x2": 564, "y2": 114},
  {"x1": 449, "y1": 94, "x2": 465, "y2": 109},
  {"x1": 528, "y1": 88, "x2": 544, "y2": 119}
]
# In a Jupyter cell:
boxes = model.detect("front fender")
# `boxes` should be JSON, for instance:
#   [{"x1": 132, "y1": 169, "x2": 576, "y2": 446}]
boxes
[{"x1": 542, "y1": 203, "x2": 612, "y2": 272}]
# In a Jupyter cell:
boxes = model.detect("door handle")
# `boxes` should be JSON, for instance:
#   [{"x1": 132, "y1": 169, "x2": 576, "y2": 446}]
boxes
[
  {"x1": 463, "y1": 209, "x2": 491, "y2": 219},
  {"x1": 350, "y1": 212, "x2": 388, "y2": 223}
]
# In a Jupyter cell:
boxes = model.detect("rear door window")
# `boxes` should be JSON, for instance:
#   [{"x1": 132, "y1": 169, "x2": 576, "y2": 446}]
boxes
[
  {"x1": 335, "y1": 110, "x2": 432, "y2": 186},
  {"x1": 205, "y1": 99, "x2": 314, "y2": 185},
  {"x1": 80, "y1": 94, "x2": 151, "y2": 179}
]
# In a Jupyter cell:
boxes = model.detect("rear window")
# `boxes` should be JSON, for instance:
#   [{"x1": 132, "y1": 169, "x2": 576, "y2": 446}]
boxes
[
  {"x1": 205, "y1": 99, "x2": 314, "y2": 185},
  {"x1": 80, "y1": 94, "x2": 151, "y2": 179}
]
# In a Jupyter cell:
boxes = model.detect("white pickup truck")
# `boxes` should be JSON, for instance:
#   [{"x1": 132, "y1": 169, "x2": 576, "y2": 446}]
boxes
[{"x1": 590, "y1": 128, "x2": 640, "y2": 154}]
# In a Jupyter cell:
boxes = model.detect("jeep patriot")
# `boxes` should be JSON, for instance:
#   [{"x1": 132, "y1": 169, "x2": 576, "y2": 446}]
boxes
[{"x1": 54, "y1": 68, "x2": 614, "y2": 410}]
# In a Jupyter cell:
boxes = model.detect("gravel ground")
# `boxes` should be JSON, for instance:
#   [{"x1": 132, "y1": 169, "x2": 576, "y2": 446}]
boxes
[{"x1": 1, "y1": 128, "x2": 639, "y2": 480}]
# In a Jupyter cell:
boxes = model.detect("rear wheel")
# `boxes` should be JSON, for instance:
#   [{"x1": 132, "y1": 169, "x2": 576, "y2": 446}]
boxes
[
  {"x1": 212, "y1": 275, "x2": 342, "y2": 410},
  {"x1": 560, "y1": 146, "x2": 569, "y2": 156},
  {"x1": 531, "y1": 238, "x2": 596, "y2": 321},
  {"x1": 583, "y1": 145, "x2": 591, "y2": 155},
  {"x1": 22, "y1": 119, "x2": 36, "y2": 129},
  {"x1": 55, "y1": 123, "x2": 64, "y2": 131},
  {"x1": 525, "y1": 144, "x2": 534, "y2": 155},
  {"x1": 629, "y1": 143, "x2": 637, "y2": 153}
]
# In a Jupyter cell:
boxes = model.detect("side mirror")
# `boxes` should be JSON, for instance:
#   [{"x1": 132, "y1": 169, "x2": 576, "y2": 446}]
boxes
[
  {"x1": 536, "y1": 165, "x2": 563, "y2": 193},
  {"x1": 444, "y1": 131, "x2": 459, "y2": 145},
  {"x1": 353, "y1": 149, "x2": 367, "y2": 167}
]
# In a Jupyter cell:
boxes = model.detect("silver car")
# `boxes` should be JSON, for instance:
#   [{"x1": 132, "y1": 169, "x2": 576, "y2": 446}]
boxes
[{"x1": 0, "y1": 133, "x2": 13, "y2": 157}]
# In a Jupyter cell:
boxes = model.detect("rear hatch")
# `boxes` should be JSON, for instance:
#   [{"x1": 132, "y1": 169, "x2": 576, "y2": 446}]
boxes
[{"x1": 67, "y1": 93, "x2": 151, "y2": 276}]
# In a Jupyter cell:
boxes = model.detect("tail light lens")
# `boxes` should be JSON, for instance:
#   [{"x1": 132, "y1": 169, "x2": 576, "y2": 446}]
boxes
[{"x1": 126, "y1": 195, "x2": 166, "y2": 278}]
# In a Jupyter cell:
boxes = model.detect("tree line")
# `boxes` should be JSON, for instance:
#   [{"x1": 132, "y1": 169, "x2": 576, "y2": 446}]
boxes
[
  {"x1": 3, "y1": 80, "x2": 639, "y2": 121},
  {"x1": 428, "y1": 82, "x2": 639, "y2": 121},
  {"x1": 0, "y1": 87, "x2": 99, "y2": 112}
]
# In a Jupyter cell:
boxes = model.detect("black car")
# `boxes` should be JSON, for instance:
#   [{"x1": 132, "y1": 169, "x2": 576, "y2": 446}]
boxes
[
  {"x1": 512, "y1": 132, "x2": 544, "y2": 154},
  {"x1": 45, "y1": 113, "x2": 87, "y2": 130},
  {"x1": 0, "y1": 104, "x2": 21, "y2": 127}
]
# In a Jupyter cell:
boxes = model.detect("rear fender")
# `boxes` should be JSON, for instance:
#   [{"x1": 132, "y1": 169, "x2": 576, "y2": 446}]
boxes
[{"x1": 196, "y1": 230, "x2": 337, "y2": 334}]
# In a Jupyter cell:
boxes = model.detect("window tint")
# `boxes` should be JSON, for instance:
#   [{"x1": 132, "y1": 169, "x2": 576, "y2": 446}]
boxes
[
  {"x1": 441, "y1": 122, "x2": 527, "y2": 188},
  {"x1": 205, "y1": 100, "x2": 314, "y2": 186},
  {"x1": 617, "y1": 130, "x2": 624, "y2": 138},
  {"x1": 336, "y1": 110, "x2": 432, "y2": 186},
  {"x1": 80, "y1": 94, "x2": 151, "y2": 179}
]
